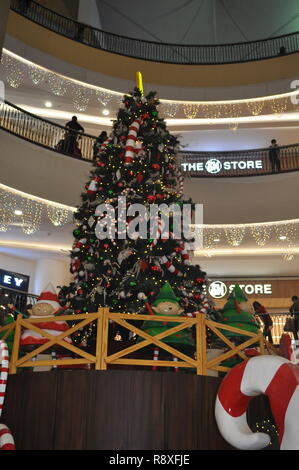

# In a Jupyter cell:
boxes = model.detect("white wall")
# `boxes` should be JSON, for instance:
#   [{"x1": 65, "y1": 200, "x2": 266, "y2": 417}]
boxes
[
  {"x1": 34, "y1": 258, "x2": 71, "y2": 294},
  {"x1": 0, "y1": 129, "x2": 90, "y2": 206}
]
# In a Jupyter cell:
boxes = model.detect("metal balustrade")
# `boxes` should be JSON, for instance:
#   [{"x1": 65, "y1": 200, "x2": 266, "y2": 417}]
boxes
[
  {"x1": 10, "y1": 0, "x2": 299, "y2": 65},
  {"x1": 1, "y1": 100, "x2": 299, "y2": 177}
]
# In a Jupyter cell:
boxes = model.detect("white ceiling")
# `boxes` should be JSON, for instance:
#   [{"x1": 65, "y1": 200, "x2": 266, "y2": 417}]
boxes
[{"x1": 95, "y1": 0, "x2": 299, "y2": 44}]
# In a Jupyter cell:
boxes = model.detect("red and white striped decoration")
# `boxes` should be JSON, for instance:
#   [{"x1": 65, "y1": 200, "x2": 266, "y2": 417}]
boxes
[
  {"x1": 181, "y1": 248, "x2": 190, "y2": 265},
  {"x1": 215, "y1": 355, "x2": 299, "y2": 450},
  {"x1": 176, "y1": 167, "x2": 184, "y2": 198},
  {"x1": 199, "y1": 295, "x2": 209, "y2": 315},
  {"x1": 0, "y1": 341, "x2": 15, "y2": 450},
  {"x1": 159, "y1": 255, "x2": 183, "y2": 277},
  {"x1": 124, "y1": 118, "x2": 142, "y2": 167},
  {"x1": 99, "y1": 136, "x2": 113, "y2": 152},
  {"x1": 0, "y1": 341, "x2": 9, "y2": 419}
]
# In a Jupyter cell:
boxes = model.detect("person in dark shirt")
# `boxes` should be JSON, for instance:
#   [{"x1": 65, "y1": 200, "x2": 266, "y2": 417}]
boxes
[
  {"x1": 269, "y1": 139, "x2": 281, "y2": 172},
  {"x1": 289, "y1": 295, "x2": 299, "y2": 340},
  {"x1": 65, "y1": 116, "x2": 85, "y2": 156},
  {"x1": 253, "y1": 301, "x2": 273, "y2": 344}
]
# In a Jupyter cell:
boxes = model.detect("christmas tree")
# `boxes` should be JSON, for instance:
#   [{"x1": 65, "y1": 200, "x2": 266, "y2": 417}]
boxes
[{"x1": 59, "y1": 79, "x2": 208, "y2": 348}]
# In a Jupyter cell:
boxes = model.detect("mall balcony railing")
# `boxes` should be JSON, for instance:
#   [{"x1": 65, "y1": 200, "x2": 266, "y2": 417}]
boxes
[
  {"x1": 1, "y1": 100, "x2": 299, "y2": 177},
  {"x1": 10, "y1": 0, "x2": 299, "y2": 65}
]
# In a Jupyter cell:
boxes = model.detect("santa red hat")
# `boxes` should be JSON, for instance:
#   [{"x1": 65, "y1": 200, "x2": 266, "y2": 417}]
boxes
[{"x1": 36, "y1": 283, "x2": 61, "y2": 311}]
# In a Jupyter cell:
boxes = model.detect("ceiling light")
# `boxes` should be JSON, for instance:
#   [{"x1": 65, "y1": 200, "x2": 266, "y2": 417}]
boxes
[
  {"x1": 279, "y1": 235, "x2": 287, "y2": 240},
  {"x1": 14, "y1": 209, "x2": 23, "y2": 216},
  {"x1": 45, "y1": 101, "x2": 53, "y2": 108},
  {"x1": 213, "y1": 238, "x2": 220, "y2": 242},
  {"x1": 102, "y1": 109, "x2": 110, "y2": 116}
]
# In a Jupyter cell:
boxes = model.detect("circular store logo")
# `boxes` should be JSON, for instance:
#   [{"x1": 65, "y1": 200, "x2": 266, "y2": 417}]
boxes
[
  {"x1": 208, "y1": 281, "x2": 228, "y2": 299},
  {"x1": 205, "y1": 159, "x2": 222, "y2": 174}
]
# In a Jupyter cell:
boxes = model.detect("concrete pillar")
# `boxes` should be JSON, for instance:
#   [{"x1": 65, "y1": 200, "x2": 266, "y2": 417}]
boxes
[
  {"x1": 34, "y1": 258, "x2": 71, "y2": 295},
  {"x1": 0, "y1": 0, "x2": 10, "y2": 60}
]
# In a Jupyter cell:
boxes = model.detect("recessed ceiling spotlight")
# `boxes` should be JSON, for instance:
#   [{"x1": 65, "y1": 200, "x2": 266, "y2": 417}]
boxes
[
  {"x1": 14, "y1": 209, "x2": 23, "y2": 216},
  {"x1": 45, "y1": 101, "x2": 53, "y2": 108},
  {"x1": 102, "y1": 109, "x2": 110, "y2": 116},
  {"x1": 213, "y1": 238, "x2": 220, "y2": 242},
  {"x1": 279, "y1": 235, "x2": 287, "y2": 240}
]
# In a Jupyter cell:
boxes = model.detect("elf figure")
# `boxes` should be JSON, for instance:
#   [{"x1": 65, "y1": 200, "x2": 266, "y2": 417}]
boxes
[
  {"x1": 220, "y1": 284, "x2": 260, "y2": 339},
  {"x1": 20, "y1": 283, "x2": 72, "y2": 346},
  {"x1": 138, "y1": 282, "x2": 196, "y2": 371},
  {"x1": 216, "y1": 284, "x2": 260, "y2": 370}
]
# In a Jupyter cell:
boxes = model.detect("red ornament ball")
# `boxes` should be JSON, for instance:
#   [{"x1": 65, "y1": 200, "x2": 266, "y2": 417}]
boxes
[
  {"x1": 151, "y1": 163, "x2": 161, "y2": 172},
  {"x1": 150, "y1": 265, "x2": 160, "y2": 272},
  {"x1": 147, "y1": 195, "x2": 156, "y2": 203}
]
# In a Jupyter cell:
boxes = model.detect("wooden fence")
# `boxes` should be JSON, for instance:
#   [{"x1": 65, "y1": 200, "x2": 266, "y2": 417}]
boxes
[{"x1": 0, "y1": 309, "x2": 276, "y2": 375}]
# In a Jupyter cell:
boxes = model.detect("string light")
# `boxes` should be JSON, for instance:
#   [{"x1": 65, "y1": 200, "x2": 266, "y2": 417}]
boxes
[
  {"x1": 224, "y1": 227, "x2": 246, "y2": 246},
  {"x1": 1, "y1": 49, "x2": 299, "y2": 120},
  {"x1": 251, "y1": 225, "x2": 272, "y2": 246},
  {"x1": 0, "y1": 183, "x2": 75, "y2": 234}
]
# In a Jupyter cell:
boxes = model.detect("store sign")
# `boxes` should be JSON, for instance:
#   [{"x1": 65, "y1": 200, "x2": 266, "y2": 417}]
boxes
[
  {"x1": 206, "y1": 280, "x2": 273, "y2": 299},
  {"x1": 0, "y1": 269, "x2": 30, "y2": 292},
  {"x1": 181, "y1": 159, "x2": 263, "y2": 174}
]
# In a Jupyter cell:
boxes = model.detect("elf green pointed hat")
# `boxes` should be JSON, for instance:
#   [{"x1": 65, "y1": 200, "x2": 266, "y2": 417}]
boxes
[
  {"x1": 152, "y1": 282, "x2": 180, "y2": 306},
  {"x1": 223, "y1": 284, "x2": 248, "y2": 311}
]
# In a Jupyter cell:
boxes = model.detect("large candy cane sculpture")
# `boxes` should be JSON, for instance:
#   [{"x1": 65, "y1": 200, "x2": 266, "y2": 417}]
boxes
[
  {"x1": 215, "y1": 355, "x2": 299, "y2": 450},
  {"x1": 0, "y1": 341, "x2": 15, "y2": 450}
]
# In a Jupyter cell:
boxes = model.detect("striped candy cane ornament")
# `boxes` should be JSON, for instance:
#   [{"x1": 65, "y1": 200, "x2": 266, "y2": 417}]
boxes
[
  {"x1": 124, "y1": 118, "x2": 142, "y2": 167},
  {"x1": 0, "y1": 341, "x2": 15, "y2": 450},
  {"x1": 159, "y1": 255, "x2": 183, "y2": 277}
]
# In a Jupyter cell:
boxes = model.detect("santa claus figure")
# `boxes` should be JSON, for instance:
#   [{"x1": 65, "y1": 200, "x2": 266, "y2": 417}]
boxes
[{"x1": 20, "y1": 283, "x2": 72, "y2": 346}]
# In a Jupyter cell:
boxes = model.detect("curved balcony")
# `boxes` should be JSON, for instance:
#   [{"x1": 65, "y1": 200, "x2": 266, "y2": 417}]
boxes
[
  {"x1": 1, "y1": 101, "x2": 299, "y2": 178},
  {"x1": 9, "y1": 0, "x2": 299, "y2": 65}
]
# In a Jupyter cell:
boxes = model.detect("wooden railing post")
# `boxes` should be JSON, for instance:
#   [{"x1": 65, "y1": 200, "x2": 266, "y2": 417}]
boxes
[
  {"x1": 259, "y1": 330, "x2": 265, "y2": 355},
  {"x1": 100, "y1": 308, "x2": 109, "y2": 370},
  {"x1": 95, "y1": 308, "x2": 103, "y2": 370},
  {"x1": 9, "y1": 314, "x2": 22, "y2": 374},
  {"x1": 196, "y1": 313, "x2": 207, "y2": 376}
]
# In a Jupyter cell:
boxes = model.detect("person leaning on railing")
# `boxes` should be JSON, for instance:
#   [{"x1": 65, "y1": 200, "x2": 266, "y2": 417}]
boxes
[
  {"x1": 289, "y1": 296, "x2": 299, "y2": 340},
  {"x1": 64, "y1": 116, "x2": 85, "y2": 157},
  {"x1": 252, "y1": 301, "x2": 273, "y2": 344}
]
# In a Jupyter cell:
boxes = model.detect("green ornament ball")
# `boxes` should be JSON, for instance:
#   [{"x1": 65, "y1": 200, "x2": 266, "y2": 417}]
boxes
[{"x1": 73, "y1": 229, "x2": 82, "y2": 238}]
